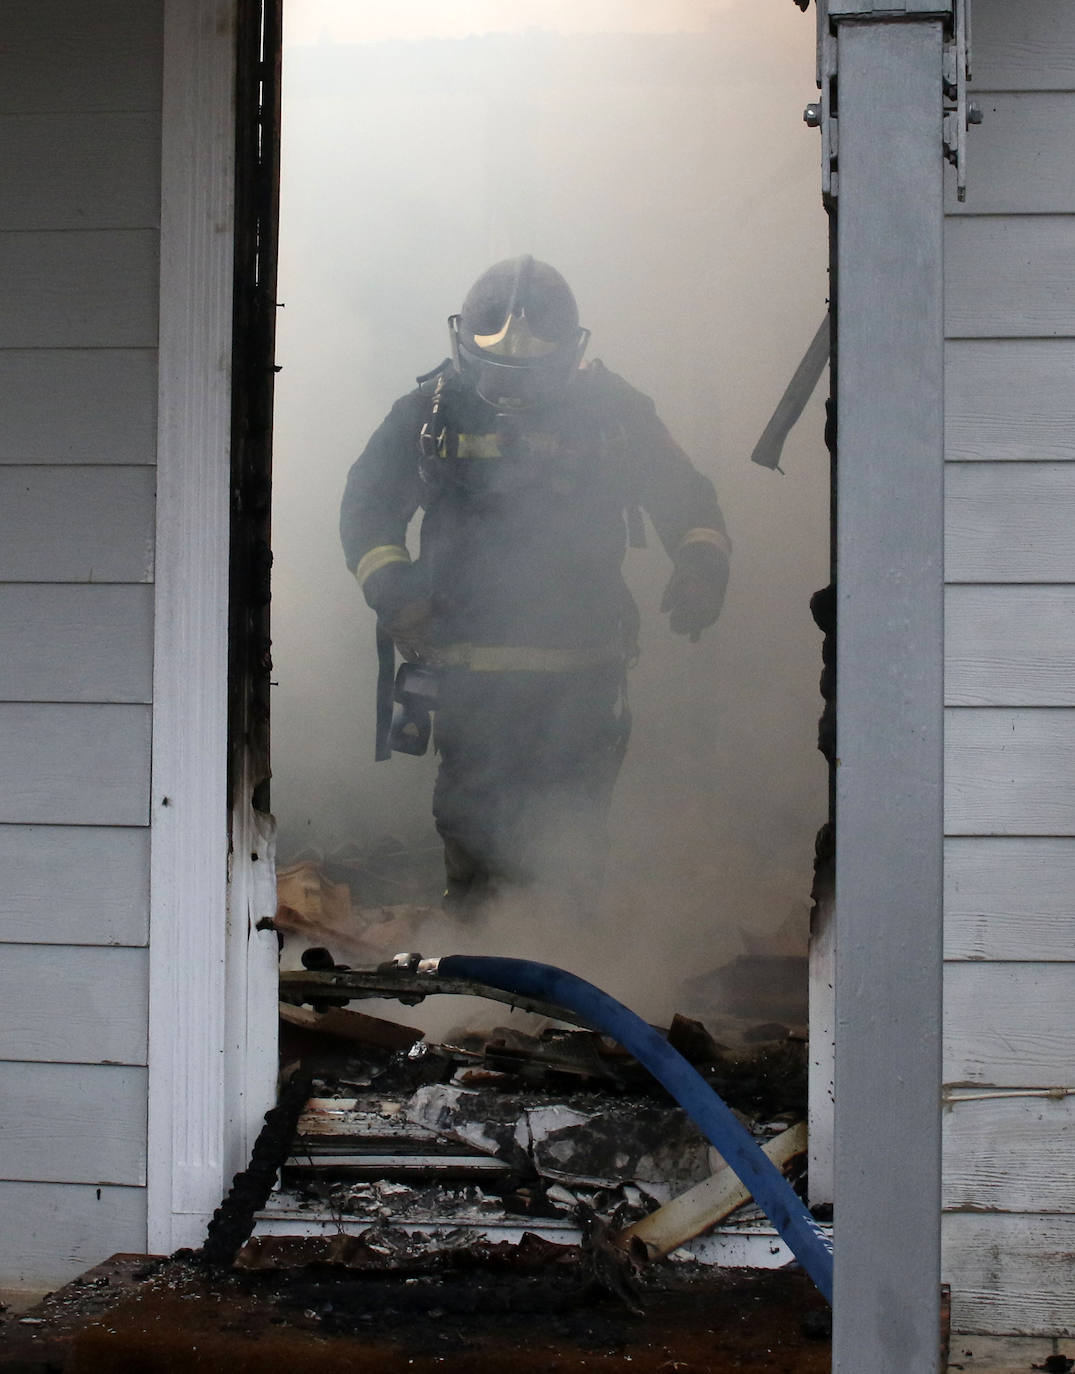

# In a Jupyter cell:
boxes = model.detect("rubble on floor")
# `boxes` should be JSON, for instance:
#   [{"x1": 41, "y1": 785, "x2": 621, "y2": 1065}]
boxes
[
  {"x1": 265, "y1": 976, "x2": 810, "y2": 1271},
  {"x1": 262, "y1": 849, "x2": 815, "y2": 1290}
]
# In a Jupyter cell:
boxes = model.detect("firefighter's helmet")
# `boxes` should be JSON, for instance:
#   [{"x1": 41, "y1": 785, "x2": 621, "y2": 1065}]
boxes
[{"x1": 449, "y1": 256, "x2": 589, "y2": 408}]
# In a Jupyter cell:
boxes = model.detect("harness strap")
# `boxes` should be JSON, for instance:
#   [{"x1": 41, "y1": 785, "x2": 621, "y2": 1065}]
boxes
[{"x1": 374, "y1": 624, "x2": 396, "y2": 761}]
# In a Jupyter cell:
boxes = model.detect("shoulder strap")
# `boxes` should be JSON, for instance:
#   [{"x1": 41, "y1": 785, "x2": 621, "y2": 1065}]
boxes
[
  {"x1": 417, "y1": 369, "x2": 452, "y2": 487},
  {"x1": 415, "y1": 357, "x2": 453, "y2": 387}
]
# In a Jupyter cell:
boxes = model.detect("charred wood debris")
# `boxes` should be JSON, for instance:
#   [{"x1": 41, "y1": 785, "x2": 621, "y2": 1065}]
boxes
[{"x1": 213, "y1": 840, "x2": 811, "y2": 1308}]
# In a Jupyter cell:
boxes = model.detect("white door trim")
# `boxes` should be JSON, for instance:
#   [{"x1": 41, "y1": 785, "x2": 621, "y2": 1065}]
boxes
[{"x1": 148, "y1": 0, "x2": 240, "y2": 1254}]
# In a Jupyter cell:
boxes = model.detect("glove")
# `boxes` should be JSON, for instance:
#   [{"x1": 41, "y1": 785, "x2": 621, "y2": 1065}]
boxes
[
  {"x1": 660, "y1": 543, "x2": 729, "y2": 641},
  {"x1": 363, "y1": 561, "x2": 433, "y2": 661}
]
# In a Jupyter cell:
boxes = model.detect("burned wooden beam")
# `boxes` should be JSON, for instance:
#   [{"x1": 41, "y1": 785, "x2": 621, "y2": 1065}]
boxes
[
  {"x1": 615, "y1": 1120, "x2": 808, "y2": 1261},
  {"x1": 278, "y1": 966, "x2": 595, "y2": 1030},
  {"x1": 279, "y1": 1001, "x2": 422, "y2": 1053}
]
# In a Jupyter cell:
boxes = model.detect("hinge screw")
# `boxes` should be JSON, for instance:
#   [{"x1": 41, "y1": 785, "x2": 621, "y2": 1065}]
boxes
[{"x1": 803, "y1": 103, "x2": 822, "y2": 128}]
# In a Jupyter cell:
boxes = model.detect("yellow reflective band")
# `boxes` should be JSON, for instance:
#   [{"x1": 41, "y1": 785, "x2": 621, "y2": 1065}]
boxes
[
  {"x1": 452, "y1": 431, "x2": 560, "y2": 459},
  {"x1": 428, "y1": 643, "x2": 623, "y2": 673},
  {"x1": 677, "y1": 527, "x2": 732, "y2": 560},
  {"x1": 456, "y1": 433, "x2": 502, "y2": 459},
  {"x1": 355, "y1": 544, "x2": 411, "y2": 588}
]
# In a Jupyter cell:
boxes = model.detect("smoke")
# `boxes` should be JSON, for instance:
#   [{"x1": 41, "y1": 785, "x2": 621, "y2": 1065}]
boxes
[{"x1": 271, "y1": 3, "x2": 829, "y2": 1026}]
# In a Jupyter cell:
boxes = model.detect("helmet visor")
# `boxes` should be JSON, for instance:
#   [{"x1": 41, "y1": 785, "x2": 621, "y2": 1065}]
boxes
[{"x1": 472, "y1": 311, "x2": 562, "y2": 360}]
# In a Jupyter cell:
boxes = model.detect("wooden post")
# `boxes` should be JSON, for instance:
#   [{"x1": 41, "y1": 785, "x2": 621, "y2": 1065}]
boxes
[{"x1": 833, "y1": 14, "x2": 946, "y2": 1372}]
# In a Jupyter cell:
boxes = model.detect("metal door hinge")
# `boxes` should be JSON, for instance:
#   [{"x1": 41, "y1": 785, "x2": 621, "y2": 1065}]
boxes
[
  {"x1": 942, "y1": 0, "x2": 981, "y2": 201},
  {"x1": 801, "y1": 0, "x2": 980, "y2": 203}
]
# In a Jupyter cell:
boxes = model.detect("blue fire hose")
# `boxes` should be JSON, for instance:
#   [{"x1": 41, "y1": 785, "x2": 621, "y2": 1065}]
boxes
[{"x1": 431, "y1": 953, "x2": 834, "y2": 1303}]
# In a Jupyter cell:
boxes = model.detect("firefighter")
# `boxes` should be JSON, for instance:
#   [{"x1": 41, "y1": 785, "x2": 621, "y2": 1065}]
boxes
[{"x1": 340, "y1": 256, "x2": 730, "y2": 915}]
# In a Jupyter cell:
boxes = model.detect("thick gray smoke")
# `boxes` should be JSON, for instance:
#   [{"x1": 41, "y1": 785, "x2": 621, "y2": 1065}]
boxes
[{"x1": 271, "y1": 4, "x2": 829, "y2": 1025}]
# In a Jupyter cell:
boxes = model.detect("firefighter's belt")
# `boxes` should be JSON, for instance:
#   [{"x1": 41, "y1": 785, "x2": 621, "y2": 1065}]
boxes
[{"x1": 425, "y1": 643, "x2": 623, "y2": 672}]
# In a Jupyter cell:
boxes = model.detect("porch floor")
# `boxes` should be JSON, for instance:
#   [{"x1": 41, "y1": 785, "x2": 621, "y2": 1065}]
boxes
[
  {"x1": 5, "y1": 1255, "x2": 1068, "y2": 1371},
  {"x1": 0, "y1": 1253, "x2": 832, "y2": 1372}
]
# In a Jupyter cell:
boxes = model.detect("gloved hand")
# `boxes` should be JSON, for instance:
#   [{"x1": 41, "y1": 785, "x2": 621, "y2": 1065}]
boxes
[
  {"x1": 363, "y1": 561, "x2": 433, "y2": 661},
  {"x1": 660, "y1": 544, "x2": 729, "y2": 641}
]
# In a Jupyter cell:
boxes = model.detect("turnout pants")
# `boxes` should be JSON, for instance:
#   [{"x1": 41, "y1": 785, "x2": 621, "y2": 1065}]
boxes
[{"x1": 431, "y1": 662, "x2": 628, "y2": 915}]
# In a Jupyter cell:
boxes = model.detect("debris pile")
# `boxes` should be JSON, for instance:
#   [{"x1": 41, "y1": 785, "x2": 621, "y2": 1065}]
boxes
[
  {"x1": 264, "y1": 988, "x2": 808, "y2": 1271},
  {"x1": 262, "y1": 853, "x2": 813, "y2": 1280}
]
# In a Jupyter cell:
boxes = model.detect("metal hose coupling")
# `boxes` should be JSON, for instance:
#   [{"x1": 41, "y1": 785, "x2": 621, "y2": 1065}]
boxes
[{"x1": 389, "y1": 951, "x2": 442, "y2": 975}]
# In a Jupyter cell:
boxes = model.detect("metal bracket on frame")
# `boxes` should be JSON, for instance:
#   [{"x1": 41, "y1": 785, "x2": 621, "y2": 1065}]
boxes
[
  {"x1": 801, "y1": 0, "x2": 979, "y2": 203},
  {"x1": 942, "y1": 0, "x2": 981, "y2": 201}
]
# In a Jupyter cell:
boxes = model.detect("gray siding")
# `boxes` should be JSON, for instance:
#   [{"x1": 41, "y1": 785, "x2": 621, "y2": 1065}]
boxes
[
  {"x1": 941, "y1": 0, "x2": 1075, "y2": 1336},
  {"x1": 0, "y1": 0, "x2": 162, "y2": 1289},
  {"x1": 0, "y1": 1182, "x2": 146, "y2": 1291},
  {"x1": 945, "y1": 339, "x2": 1075, "y2": 462}
]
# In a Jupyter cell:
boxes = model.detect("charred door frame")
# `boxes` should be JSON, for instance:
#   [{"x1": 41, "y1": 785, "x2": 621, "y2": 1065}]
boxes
[{"x1": 147, "y1": 0, "x2": 280, "y2": 1254}]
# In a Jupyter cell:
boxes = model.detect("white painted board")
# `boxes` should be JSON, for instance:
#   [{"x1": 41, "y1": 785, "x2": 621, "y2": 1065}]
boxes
[
  {"x1": 946, "y1": 462, "x2": 1075, "y2": 583},
  {"x1": 0, "y1": 1180, "x2": 146, "y2": 1290},
  {"x1": 970, "y1": 0, "x2": 1075, "y2": 93},
  {"x1": 944, "y1": 961, "x2": 1075, "y2": 1087},
  {"x1": 0, "y1": 1062, "x2": 147, "y2": 1186},
  {"x1": 0, "y1": 703, "x2": 151, "y2": 826},
  {"x1": 943, "y1": 1212, "x2": 1075, "y2": 1335},
  {"x1": 945, "y1": 836, "x2": 1075, "y2": 961},
  {"x1": 0, "y1": 467, "x2": 155, "y2": 583},
  {"x1": 0, "y1": 0, "x2": 162, "y2": 115},
  {"x1": 0, "y1": 231, "x2": 158, "y2": 349},
  {"x1": 946, "y1": 585, "x2": 1075, "y2": 705},
  {"x1": 0, "y1": 584, "x2": 153, "y2": 702},
  {"x1": 946, "y1": 707, "x2": 1075, "y2": 835},
  {"x1": 946, "y1": 219, "x2": 1075, "y2": 338},
  {"x1": 0, "y1": 944, "x2": 147, "y2": 1064},
  {"x1": 943, "y1": 1091, "x2": 1075, "y2": 1213},
  {"x1": 0, "y1": 113, "x2": 160, "y2": 231},
  {"x1": 0, "y1": 824, "x2": 149, "y2": 946},
  {"x1": 0, "y1": 350, "x2": 158, "y2": 464},
  {"x1": 945, "y1": 94, "x2": 1075, "y2": 215},
  {"x1": 945, "y1": 339, "x2": 1075, "y2": 462}
]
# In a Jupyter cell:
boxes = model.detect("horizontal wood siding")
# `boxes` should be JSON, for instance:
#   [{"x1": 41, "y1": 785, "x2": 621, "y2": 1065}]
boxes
[
  {"x1": 0, "y1": 467, "x2": 155, "y2": 583},
  {"x1": 945, "y1": 340, "x2": 1075, "y2": 462},
  {"x1": 946, "y1": 708, "x2": 1075, "y2": 835},
  {"x1": 0, "y1": 1181, "x2": 146, "y2": 1290},
  {"x1": 0, "y1": 0, "x2": 162, "y2": 1291},
  {"x1": 945, "y1": 218, "x2": 1075, "y2": 338},
  {"x1": 946, "y1": 585, "x2": 1075, "y2": 705},
  {"x1": 942, "y1": 1213, "x2": 1075, "y2": 1335},
  {"x1": 0, "y1": 1062, "x2": 147, "y2": 1185},
  {"x1": 945, "y1": 94, "x2": 1075, "y2": 215},
  {"x1": 0, "y1": 825, "x2": 149, "y2": 946},
  {"x1": 943, "y1": 1093, "x2": 1075, "y2": 1213},
  {"x1": 0, "y1": 351, "x2": 158, "y2": 464},
  {"x1": 942, "y1": 2, "x2": 1075, "y2": 1334},
  {"x1": 0, "y1": 112, "x2": 161, "y2": 231},
  {"x1": 944, "y1": 963, "x2": 1075, "y2": 1087},
  {"x1": 945, "y1": 837, "x2": 1075, "y2": 961},
  {"x1": 946, "y1": 462, "x2": 1075, "y2": 582},
  {"x1": 970, "y1": 0, "x2": 1075, "y2": 93},
  {"x1": 0, "y1": 231, "x2": 159, "y2": 349},
  {"x1": 0, "y1": 945, "x2": 147, "y2": 1064},
  {"x1": 0, "y1": 704, "x2": 151, "y2": 826},
  {"x1": 0, "y1": 585, "x2": 153, "y2": 702},
  {"x1": 0, "y1": 1, "x2": 163, "y2": 115}
]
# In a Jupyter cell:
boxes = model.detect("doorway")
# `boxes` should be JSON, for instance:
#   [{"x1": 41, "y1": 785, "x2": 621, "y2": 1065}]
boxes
[{"x1": 266, "y1": 0, "x2": 831, "y2": 1247}]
